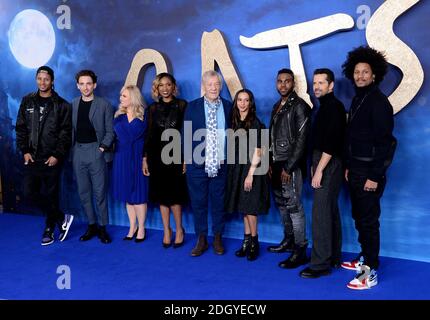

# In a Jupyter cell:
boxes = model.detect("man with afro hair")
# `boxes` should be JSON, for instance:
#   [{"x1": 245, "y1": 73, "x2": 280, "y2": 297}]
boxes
[{"x1": 340, "y1": 46, "x2": 396, "y2": 290}]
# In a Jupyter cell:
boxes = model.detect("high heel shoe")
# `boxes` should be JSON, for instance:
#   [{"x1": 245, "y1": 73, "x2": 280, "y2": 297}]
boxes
[
  {"x1": 135, "y1": 228, "x2": 146, "y2": 243},
  {"x1": 162, "y1": 227, "x2": 172, "y2": 248},
  {"x1": 123, "y1": 228, "x2": 138, "y2": 241},
  {"x1": 173, "y1": 227, "x2": 185, "y2": 248}
]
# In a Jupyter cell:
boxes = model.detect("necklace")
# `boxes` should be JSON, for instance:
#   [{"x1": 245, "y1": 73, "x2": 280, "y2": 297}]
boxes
[{"x1": 349, "y1": 92, "x2": 370, "y2": 123}]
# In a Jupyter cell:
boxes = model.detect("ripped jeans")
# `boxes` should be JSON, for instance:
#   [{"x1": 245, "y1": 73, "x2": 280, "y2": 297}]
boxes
[{"x1": 272, "y1": 168, "x2": 307, "y2": 246}]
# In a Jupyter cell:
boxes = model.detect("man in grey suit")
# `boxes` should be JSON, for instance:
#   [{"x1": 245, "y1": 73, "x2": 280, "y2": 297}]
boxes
[{"x1": 72, "y1": 70, "x2": 114, "y2": 243}]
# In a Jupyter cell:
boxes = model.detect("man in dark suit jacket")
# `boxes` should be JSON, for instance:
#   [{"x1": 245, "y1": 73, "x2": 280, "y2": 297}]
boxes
[
  {"x1": 183, "y1": 70, "x2": 232, "y2": 257},
  {"x1": 72, "y1": 70, "x2": 114, "y2": 243}
]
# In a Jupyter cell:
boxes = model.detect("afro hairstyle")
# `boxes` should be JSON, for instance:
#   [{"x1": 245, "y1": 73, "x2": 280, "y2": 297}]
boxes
[{"x1": 342, "y1": 45, "x2": 388, "y2": 85}]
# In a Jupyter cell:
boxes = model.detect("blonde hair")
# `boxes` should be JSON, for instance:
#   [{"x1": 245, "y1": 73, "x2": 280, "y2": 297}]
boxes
[
  {"x1": 151, "y1": 73, "x2": 178, "y2": 102},
  {"x1": 114, "y1": 85, "x2": 145, "y2": 120}
]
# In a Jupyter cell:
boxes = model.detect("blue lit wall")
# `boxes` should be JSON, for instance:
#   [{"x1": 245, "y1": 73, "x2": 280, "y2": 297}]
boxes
[{"x1": 0, "y1": 0, "x2": 429, "y2": 262}]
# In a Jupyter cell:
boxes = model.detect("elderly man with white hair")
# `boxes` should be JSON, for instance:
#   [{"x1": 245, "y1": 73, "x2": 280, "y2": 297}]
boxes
[{"x1": 183, "y1": 70, "x2": 232, "y2": 257}]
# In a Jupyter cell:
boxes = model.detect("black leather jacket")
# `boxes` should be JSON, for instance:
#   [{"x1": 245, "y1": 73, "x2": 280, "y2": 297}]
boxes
[
  {"x1": 269, "y1": 91, "x2": 311, "y2": 174},
  {"x1": 15, "y1": 91, "x2": 72, "y2": 161}
]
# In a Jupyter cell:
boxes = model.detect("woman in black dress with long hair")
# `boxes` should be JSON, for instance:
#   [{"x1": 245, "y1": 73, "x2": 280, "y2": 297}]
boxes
[
  {"x1": 143, "y1": 73, "x2": 188, "y2": 248},
  {"x1": 225, "y1": 89, "x2": 270, "y2": 261}
]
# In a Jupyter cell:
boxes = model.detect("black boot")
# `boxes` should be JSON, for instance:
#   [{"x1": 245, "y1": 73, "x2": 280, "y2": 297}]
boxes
[
  {"x1": 267, "y1": 234, "x2": 295, "y2": 253},
  {"x1": 79, "y1": 224, "x2": 99, "y2": 241},
  {"x1": 98, "y1": 226, "x2": 112, "y2": 244},
  {"x1": 279, "y1": 244, "x2": 309, "y2": 269},
  {"x1": 235, "y1": 234, "x2": 251, "y2": 257},
  {"x1": 247, "y1": 235, "x2": 260, "y2": 261}
]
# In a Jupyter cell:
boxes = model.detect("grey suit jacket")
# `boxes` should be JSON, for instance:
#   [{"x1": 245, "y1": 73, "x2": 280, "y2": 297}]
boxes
[{"x1": 72, "y1": 95, "x2": 115, "y2": 162}]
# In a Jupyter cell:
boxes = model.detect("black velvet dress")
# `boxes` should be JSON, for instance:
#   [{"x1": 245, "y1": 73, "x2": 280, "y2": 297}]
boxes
[
  {"x1": 225, "y1": 118, "x2": 270, "y2": 215},
  {"x1": 145, "y1": 98, "x2": 188, "y2": 206}
]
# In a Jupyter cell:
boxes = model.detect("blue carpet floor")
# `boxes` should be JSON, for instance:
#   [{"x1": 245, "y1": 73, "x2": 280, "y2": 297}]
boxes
[{"x1": 1, "y1": 212, "x2": 429, "y2": 300}]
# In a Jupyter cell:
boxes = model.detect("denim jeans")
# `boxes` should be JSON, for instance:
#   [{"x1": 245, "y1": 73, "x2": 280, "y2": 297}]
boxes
[{"x1": 272, "y1": 168, "x2": 307, "y2": 246}]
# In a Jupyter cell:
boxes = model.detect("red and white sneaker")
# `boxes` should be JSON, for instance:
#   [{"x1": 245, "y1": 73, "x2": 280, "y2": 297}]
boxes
[
  {"x1": 341, "y1": 255, "x2": 364, "y2": 271},
  {"x1": 347, "y1": 266, "x2": 378, "y2": 290}
]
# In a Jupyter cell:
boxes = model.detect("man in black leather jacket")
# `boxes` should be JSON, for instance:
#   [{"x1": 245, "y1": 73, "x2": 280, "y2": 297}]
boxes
[
  {"x1": 268, "y1": 68, "x2": 312, "y2": 269},
  {"x1": 15, "y1": 66, "x2": 73, "y2": 246}
]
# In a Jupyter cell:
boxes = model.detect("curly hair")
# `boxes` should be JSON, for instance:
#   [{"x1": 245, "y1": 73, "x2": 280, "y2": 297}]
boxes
[
  {"x1": 342, "y1": 46, "x2": 388, "y2": 85},
  {"x1": 75, "y1": 69, "x2": 97, "y2": 83}
]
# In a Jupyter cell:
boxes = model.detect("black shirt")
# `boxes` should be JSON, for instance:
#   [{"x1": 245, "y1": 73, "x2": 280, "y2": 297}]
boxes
[
  {"x1": 36, "y1": 95, "x2": 53, "y2": 122},
  {"x1": 312, "y1": 92, "x2": 346, "y2": 158},
  {"x1": 233, "y1": 118, "x2": 265, "y2": 162},
  {"x1": 76, "y1": 98, "x2": 97, "y2": 143},
  {"x1": 145, "y1": 98, "x2": 187, "y2": 159}
]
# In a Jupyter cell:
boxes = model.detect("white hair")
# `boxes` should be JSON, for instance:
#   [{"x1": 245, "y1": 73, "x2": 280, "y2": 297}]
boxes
[{"x1": 201, "y1": 70, "x2": 223, "y2": 90}]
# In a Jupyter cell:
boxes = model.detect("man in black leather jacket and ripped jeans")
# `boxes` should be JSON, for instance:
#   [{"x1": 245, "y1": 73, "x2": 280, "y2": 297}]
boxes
[{"x1": 268, "y1": 68, "x2": 312, "y2": 269}]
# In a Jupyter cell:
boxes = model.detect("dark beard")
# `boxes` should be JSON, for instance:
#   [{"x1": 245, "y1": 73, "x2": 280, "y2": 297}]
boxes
[{"x1": 278, "y1": 88, "x2": 293, "y2": 98}]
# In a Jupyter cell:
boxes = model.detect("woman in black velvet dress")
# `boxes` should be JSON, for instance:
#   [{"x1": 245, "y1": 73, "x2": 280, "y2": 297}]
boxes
[
  {"x1": 225, "y1": 89, "x2": 270, "y2": 261},
  {"x1": 143, "y1": 73, "x2": 188, "y2": 248}
]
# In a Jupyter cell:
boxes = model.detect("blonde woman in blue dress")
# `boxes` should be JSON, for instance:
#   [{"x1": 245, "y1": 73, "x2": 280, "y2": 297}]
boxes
[{"x1": 112, "y1": 85, "x2": 148, "y2": 242}]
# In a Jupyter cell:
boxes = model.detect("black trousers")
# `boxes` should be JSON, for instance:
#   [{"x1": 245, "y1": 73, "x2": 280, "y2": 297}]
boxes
[
  {"x1": 22, "y1": 160, "x2": 65, "y2": 229},
  {"x1": 310, "y1": 151, "x2": 343, "y2": 270},
  {"x1": 348, "y1": 168, "x2": 386, "y2": 270}
]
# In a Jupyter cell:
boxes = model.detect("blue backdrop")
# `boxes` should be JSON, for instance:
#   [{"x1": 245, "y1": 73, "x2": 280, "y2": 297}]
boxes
[{"x1": 0, "y1": 0, "x2": 429, "y2": 262}]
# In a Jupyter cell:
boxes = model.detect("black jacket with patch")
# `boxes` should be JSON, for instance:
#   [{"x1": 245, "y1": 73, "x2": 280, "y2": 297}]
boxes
[{"x1": 16, "y1": 91, "x2": 72, "y2": 161}]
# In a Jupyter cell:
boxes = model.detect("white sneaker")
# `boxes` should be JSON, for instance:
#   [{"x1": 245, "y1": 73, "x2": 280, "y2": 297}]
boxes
[
  {"x1": 58, "y1": 214, "x2": 74, "y2": 242},
  {"x1": 347, "y1": 265, "x2": 378, "y2": 290}
]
